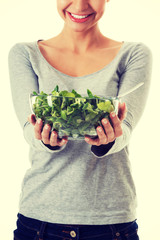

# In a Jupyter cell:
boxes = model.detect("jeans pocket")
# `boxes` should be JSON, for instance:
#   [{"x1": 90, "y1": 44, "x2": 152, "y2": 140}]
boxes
[
  {"x1": 122, "y1": 221, "x2": 139, "y2": 240},
  {"x1": 14, "y1": 218, "x2": 39, "y2": 240}
]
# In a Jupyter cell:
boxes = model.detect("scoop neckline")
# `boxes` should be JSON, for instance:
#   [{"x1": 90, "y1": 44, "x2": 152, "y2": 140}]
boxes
[{"x1": 35, "y1": 39, "x2": 126, "y2": 79}]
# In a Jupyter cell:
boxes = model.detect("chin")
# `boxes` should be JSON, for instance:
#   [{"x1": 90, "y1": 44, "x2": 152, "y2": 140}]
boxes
[
  {"x1": 70, "y1": 26, "x2": 88, "y2": 32},
  {"x1": 66, "y1": 20, "x2": 97, "y2": 33}
]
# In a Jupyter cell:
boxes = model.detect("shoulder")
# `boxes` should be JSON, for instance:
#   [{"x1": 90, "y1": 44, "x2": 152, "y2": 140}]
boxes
[
  {"x1": 119, "y1": 41, "x2": 153, "y2": 69},
  {"x1": 8, "y1": 41, "x2": 37, "y2": 60},
  {"x1": 8, "y1": 42, "x2": 27, "y2": 55},
  {"x1": 116, "y1": 41, "x2": 153, "y2": 74},
  {"x1": 123, "y1": 41, "x2": 152, "y2": 59}
]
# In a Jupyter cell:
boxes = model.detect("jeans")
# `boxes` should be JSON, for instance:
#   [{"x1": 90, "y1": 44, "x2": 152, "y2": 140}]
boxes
[{"x1": 14, "y1": 213, "x2": 139, "y2": 240}]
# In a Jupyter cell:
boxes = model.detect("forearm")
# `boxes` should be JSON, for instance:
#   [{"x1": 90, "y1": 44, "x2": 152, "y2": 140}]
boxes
[
  {"x1": 8, "y1": 43, "x2": 66, "y2": 153},
  {"x1": 91, "y1": 43, "x2": 152, "y2": 158}
]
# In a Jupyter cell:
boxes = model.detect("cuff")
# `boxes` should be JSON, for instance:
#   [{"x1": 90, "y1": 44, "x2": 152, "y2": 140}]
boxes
[
  {"x1": 91, "y1": 122, "x2": 131, "y2": 158},
  {"x1": 41, "y1": 142, "x2": 64, "y2": 151},
  {"x1": 91, "y1": 141, "x2": 115, "y2": 158}
]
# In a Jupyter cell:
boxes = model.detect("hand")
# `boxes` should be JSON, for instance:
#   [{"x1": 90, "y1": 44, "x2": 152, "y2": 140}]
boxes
[
  {"x1": 28, "y1": 114, "x2": 68, "y2": 147},
  {"x1": 84, "y1": 102, "x2": 127, "y2": 146}
]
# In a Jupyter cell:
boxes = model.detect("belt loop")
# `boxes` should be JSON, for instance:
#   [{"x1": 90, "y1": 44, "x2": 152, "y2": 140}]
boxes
[
  {"x1": 37, "y1": 222, "x2": 47, "y2": 240},
  {"x1": 110, "y1": 224, "x2": 116, "y2": 239}
]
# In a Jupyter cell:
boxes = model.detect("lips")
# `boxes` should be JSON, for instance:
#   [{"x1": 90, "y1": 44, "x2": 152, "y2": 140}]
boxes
[{"x1": 66, "y1": 11, "x2": 95, "y2": 23}]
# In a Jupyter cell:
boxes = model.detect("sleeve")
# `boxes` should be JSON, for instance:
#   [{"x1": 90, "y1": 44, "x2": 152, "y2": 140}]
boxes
[
  {"x1": 8, "y1": 43, "x2": 66, "y2": 153},
  {"x1": 91, "y1": 42, "x2": 153, "y2": 158}
]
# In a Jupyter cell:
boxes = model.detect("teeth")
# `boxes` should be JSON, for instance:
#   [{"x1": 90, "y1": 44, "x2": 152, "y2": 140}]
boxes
[{"x1": 71, "y1": 13, "x2": 89, "y2": 19}]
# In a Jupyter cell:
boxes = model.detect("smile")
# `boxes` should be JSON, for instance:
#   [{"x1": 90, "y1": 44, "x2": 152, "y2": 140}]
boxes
[
  {"x1": 71, "y1": 13, "x2": 90, "y2": 19},
  {"x1": 66, "y1": 11, "x2": 95, "y2": 23}
]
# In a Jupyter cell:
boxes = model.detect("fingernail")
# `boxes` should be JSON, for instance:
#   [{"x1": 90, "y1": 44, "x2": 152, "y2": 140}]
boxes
[
  {"x1": 37, "y1": 119, "x2": 41, "y2": 124},
  {"x1": 45, "y1": 125, "x2": 49, "y2": 129},
  {"x1": 111, "y1": 112, "x2": 116, "y2": 117},
  {"x1": 103, "y1": 119, "x2": 108, "y2": 124},
  {"x1": 98, "y1": 127, "x2": 102, "y2": 132}
]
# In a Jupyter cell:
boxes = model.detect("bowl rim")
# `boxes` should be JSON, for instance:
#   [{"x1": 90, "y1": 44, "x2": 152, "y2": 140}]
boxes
[{"x1": 29, "y1": 93, "x2": 119, "y2": 101}]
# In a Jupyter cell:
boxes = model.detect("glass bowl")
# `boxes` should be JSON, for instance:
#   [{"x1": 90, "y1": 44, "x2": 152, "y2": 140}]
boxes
[{"x1": 29, "y1": 93, "x2": 119, "y2": 140}]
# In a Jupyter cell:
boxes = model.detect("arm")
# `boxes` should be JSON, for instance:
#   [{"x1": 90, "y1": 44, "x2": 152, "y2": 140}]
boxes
[
  {"x1": 8, "y1": 43, "x2": 67, "y2": 152},
  {"x1": 86, "y1": 43, "x2": 153, "y2": 158}
]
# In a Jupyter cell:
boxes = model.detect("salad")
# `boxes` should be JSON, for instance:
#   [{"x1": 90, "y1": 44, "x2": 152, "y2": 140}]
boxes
[{"x1": 30, "y1": 86, "x2": 118, "y2": 139}]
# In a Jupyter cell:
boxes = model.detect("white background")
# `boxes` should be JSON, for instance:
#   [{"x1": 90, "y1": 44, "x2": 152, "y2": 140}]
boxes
[{"x1": 0, "y1": 0, "x2": 160, "y2": 239}]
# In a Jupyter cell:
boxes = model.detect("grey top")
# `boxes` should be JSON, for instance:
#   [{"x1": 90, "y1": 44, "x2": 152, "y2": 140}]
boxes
[{"x1": 8, "y1": 40, "x2": 152, "y2": 225}]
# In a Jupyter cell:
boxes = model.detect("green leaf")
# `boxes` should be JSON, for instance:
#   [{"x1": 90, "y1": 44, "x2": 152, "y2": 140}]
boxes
[
  {"x1": 97, "y1": 100, "x2": 114, "y2": 112},
  {"x1": 54, "y1": 85, "x2": 59, "y2": 92},
  {"x1": 32, "y1": 91, "x2": 38, "y2": 95},
  {"x1": 87, "y1": 89, "x2": 94, "y2": 98},
  {"x1": 51, "y1": 91, "x2": 60, "y2": 96},
  {"x1": 61, "y1": 110, "x2": 67, "y2": 120},
  {"x1": 85, "y1": 112, "x2": 97, "y2": 122},
  {"x1": 40, "y1": 91, "x2": 47, "y2": 96},
  {"x1": 71, "y1": 89, "x2": 82, "y2": 98},
  {"x1": 67, "y1": 106, "x2": 75, "y2": 115},
  {"x1": 59, "y1": 90, "x2": 75, "y2": 98}
]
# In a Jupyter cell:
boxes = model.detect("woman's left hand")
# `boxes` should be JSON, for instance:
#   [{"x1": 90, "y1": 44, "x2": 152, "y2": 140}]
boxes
[{"x1": 84, "y1": 102, "x2": 127, "y2": 146}]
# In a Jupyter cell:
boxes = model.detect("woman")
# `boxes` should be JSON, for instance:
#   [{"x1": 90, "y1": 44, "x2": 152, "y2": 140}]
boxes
[{"x1": 8, "y1": 0, "x2": 152, "y2": 239}]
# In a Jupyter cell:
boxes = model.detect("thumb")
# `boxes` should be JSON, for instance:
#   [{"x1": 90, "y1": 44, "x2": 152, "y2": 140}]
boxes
[
  {"x1": 118, "y1": 102, "x2": 127, "y2": 121},
  {"x1": 28, "y1": 114, "x2": 36, "y2": 125}
]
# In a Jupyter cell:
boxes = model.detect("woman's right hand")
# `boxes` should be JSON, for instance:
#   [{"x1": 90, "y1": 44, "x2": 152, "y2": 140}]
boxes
[{"x1": 28, "y1": 114, "x2": 68, "y2": 147}]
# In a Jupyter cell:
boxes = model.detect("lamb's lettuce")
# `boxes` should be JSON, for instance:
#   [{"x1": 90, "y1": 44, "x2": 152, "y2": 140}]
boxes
[{"x1": 31, "y1": 86, "x2": 115, "y2": 139}]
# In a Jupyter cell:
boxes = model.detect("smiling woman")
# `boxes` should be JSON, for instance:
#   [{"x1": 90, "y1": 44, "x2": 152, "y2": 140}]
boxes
[
  {"x1": 8, "y1": 0, "x2": 152, "y2": 240},
  {"x1": 57, "y1": 0, "x2": 108, "y2": 32}
]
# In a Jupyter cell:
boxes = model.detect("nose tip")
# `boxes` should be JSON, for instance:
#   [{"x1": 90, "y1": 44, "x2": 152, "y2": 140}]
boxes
[{"x1": 74, "y1": 0, "x2": 89, "y2": 11}]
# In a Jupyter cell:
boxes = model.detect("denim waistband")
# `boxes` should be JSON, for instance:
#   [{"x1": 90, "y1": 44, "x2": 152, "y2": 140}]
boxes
[{"x1": 17, "y1": 213, "x2": 136, "y2": 237}]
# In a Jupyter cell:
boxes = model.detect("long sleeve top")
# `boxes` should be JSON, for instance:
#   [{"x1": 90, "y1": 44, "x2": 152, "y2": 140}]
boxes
[{"x1": 8, "y1": 40, "x2": 152, "y2": 225}]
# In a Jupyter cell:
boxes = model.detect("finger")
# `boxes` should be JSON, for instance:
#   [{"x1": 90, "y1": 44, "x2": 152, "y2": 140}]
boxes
[
  {"x1": 118, "y1": 102, "x2": 127, "y2": 121},
  {"x1": 102, "y1": 118, "x2": 115, "y2": 143},
  {"x1": 50, "y1": 131, "x2": 68, "y2": 147},
  {"x1": 28, "y1": 114, "x2": 36, "y2": 125},
  {"x1": 110, "y1": 112, "x2": 123, "y2": 138},
  {"x1": 84, "y1": 126, "x2": 107, "y2": 146},
  {"x1": 96, "y1": 126, "x2": 108, "y2": 145},
  {"x1": 85, "y1": 136, "x2": 100, "y2": 146},
  {"x1": 41, "y1": 124, "x2": 51, "y2": 144},
  {"x1": 50, "y1": 131, "x2": 59, "y2": 146},
  {"x1": 34, "y1": 118, "x2": 43, "y2": 140},
  {"x1": 58, "y1": 137, "x2": 68, "y2": 147}
]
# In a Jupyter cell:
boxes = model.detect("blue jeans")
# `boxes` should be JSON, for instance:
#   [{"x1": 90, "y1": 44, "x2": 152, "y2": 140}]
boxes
[{"x1": 14, "y1": 213, "x2": 139, "y2": 240}]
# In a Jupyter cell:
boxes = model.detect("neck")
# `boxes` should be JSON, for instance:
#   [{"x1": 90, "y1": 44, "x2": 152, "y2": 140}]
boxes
[{"x1": 56, "y1": 24, "x2": 105, "y2": 54}]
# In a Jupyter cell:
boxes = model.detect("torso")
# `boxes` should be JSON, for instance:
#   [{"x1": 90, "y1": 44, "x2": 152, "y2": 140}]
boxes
[{"x1": 38, "y1": 38, "x2": 124, "y2": 77}]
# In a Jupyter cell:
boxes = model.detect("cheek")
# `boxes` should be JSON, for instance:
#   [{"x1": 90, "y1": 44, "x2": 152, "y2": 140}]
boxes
[
  {"x1": 57, "y1": 0, "x2": 69, "y2": 14},
  {"x1": 56, "y1": 1, "x2": 67, "y2": 20},
  {"x1": 91, "y1": 1, "x2": 106, "y2": 19},
  {"x1": 95, "y1": 8, "x2": 106, "y2": 21}
]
